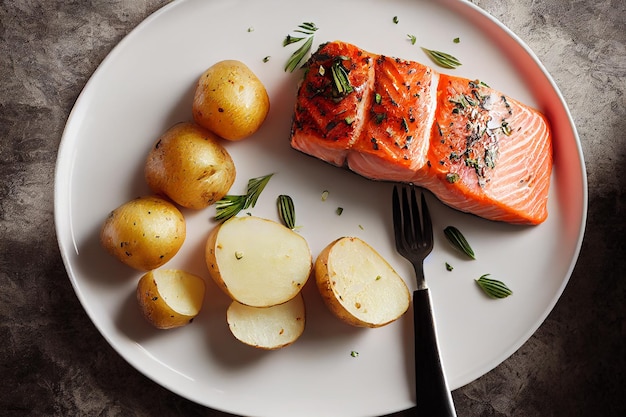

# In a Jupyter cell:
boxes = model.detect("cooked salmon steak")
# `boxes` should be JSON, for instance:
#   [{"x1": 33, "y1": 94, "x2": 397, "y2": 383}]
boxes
[{"x1": 290, "y1": 41, "x2": 552, "y2": 224}]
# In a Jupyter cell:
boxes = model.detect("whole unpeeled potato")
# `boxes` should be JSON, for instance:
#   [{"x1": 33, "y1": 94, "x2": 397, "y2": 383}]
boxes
[
  {"x1": 145, "y1": 122, "x2": 236, "y2": 209},
  {"x1": 192, "y1": 60, "x2": 270, "y2": 141},
  {"x1": 100, "y1": 196, "x2": 186, "y2": 271}
]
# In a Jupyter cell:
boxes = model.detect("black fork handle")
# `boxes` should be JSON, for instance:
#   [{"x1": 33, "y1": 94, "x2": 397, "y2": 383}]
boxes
[{"x1": 414, "y1": 288, "x2": 457, "y2": 417}]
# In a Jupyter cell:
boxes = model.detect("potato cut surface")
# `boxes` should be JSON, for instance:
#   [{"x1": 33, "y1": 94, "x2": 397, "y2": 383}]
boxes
[
  {"x1": 316, "y1": 237, "x2": 410, "y2": 327},
  {"x1": 206, "y1": 216, "x2": 312, "y2": 307},
  {"x1": 136, "y1": 269, "x2": 206, "y2": 329},
  {"x1": 227, "y1": 293, "x2": 305, "y2": 349}
]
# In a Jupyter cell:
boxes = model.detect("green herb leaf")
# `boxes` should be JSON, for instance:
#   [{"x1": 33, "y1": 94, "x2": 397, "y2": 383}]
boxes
[
  {"x1": 475, "y1": 274, "x2": 513, "y2": 298},
  {"x1": 422, "y1": 47, "x2": 462, "y2": 69},
  {"x1": 336, "y1": 207, "x2": 343, "y2": 215},
  {"x1": 393, "y1": 16, "x2": 399, "y2": 24},
  {"x1": 445, "y1": 262, "x2": 454, "y2": 271},
  {"x1": 277, "y1": 194, "x2": 296, "y2": 229},
  {"x1": 321, "y1": 190, "x2": 329, "y2": 201},
  {"x1": 453, "y1": 37, "x2": 460, "y2": 43},
  {"x1": 330, "y1": 59, "x2": 353, "y2": 96},
  {"x1": 350, "y1": 350, "x2": 359, "y2": 357},
  {"x1": 284, "y1": 22, "x2": 318, "y2": 72},
  {"x1": 407, "y1": 34, "x2": 417, "y2": 45},
  {"x1": 215, "y1": 174, "x2": 273, "y2": 221},
  {"x1": 443, "y1": 225, "x2": 475, "y2": 259}
]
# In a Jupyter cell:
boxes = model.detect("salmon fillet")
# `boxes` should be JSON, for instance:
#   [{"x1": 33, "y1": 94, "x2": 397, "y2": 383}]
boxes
[{"x1": 290, "y1": 41, "x2": 552, "y2": 224}]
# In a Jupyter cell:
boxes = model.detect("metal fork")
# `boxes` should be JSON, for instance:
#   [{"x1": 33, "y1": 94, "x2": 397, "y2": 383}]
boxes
[{"x1": 392, "y1": 185, "x2": 457, "y2": 417}]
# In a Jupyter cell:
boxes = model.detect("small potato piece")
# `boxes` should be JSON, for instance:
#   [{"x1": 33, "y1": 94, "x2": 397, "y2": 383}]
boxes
[
  {"x1": 145, "y1": 122, "x2": 236, "y2": 210},
  {"x1": 100, "y1": 196, "x2": 185, "y2": 271},
  {"x1": 315, "y1": 237, "x2": 410, "y2": 328},
  {"x1": 137, "y1": 269, "x2": 206, "y2": 329},
  {"x1": 205, "y1": 216, "x2": 312, "y2": 307},
  {"x1": 227, "y1": 293, "x2": 305, "y2": 349},
  {"x1": 192, "y1": 60, "x2": 270, "y2": 141}
]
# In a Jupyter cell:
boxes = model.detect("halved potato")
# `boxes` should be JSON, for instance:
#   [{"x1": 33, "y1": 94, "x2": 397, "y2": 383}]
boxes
[
  {"x1": 100, "y1": 196, "x2": 186, "y2": 271},
  {"x1": 315, "y1": 237, "x2": 410, "y2": 328},
  {"x1": 227, "y1": 293, "x2": 305, "y2": 349},
  {"x1": 205, "y1": 216, "x2": 312, "y2": 307},
  {"x1": 136, "y1": 269, "x2": 206, "y2": 329}
]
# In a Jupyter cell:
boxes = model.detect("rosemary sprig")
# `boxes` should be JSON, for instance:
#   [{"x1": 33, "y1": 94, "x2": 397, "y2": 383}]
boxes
[
  {"x1": 422, "y1": 47, "x2": 462, "y2": 69},
  {"x1": 214, "y1": 174, "x2": 273, "y2": 221},
  {"x1": 277, "y1": 194, "x2": 296, "y2": 229},
  {"x1": 443, "y1": 225, "x2": 475, "y2": 259},
  {"x1": 283, "y1": 22, "x2": 318, "y2": 72},
  {"x1": 475, "y1": 274, "x2": 513, "y2": 298}
]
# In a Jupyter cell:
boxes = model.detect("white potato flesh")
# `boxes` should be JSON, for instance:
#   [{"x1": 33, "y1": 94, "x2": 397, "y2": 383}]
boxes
[
  {"x1": 227, "y1": 293, "x2": 305, "y2": 349},
  {"x1": 153, "y1": 269, "x2": 205, "y2": 315},
  {"x1": 208, "y1": 216, "x2": 312, "y2": 307},
  {"x1": 316, "y1": 237, "x2": 410, "y2": 327},
  {"x1": 136, "y1": 269, "x2": 206, "y2": 329}
]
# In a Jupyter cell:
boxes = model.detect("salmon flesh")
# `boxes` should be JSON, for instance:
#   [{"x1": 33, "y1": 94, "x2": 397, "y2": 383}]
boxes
[{"x1": 290, "y1": 41, "x2": 552, "y2": 224}]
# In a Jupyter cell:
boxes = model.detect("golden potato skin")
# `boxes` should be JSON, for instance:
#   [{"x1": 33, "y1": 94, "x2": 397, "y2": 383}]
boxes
[
  {"x1": 100, "y1": 196, "x2": 186, "y2": 271},
  {"x1": 192, "y1": 60, "x2": 270, "y2": 141},
  {"x1": 145, "y1": 122, "x2": 236, "y2": 209},
  {"x1": 136, "y1": 270, "x2": 205, "y2": 329}
]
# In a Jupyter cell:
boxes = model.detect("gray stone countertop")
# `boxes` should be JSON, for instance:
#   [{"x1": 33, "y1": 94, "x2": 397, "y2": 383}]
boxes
[{"x1": 1, "y1": 1, "x2": 624, "y2": 416}]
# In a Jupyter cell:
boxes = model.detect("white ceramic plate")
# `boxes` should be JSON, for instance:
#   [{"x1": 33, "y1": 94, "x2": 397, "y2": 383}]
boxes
[{"x1": 54, "y1": 0, "x2": 587, "y2": 416}]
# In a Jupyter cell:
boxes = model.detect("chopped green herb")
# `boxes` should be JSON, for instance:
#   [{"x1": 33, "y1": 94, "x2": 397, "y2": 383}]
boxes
[
  {"x1": 247, "y1": 27, "x2": 254, "y2": 32},
  {"x1": 262, "y1": 56, "x2": 270, "y2": 63},
  {"x1": 336, "y1": 207, "x2": 344, "y2": 216},
  {"x1": 375, "y1": 275, "x2": 382, "y2": 281},
  {"x1": 235, "y1": 251, "x2": 244, "y2": 260},
  {"x1": 283, "y1": 22, "x2": 318, "y2": 72},
  {"x1": 475, "y1": 274, "x2": 513, "y2": 298},
  {"x1": 277, "y1": 194, "x2": 296, "y2": 229},
  {"x1": 321, "y1": 190, "x2": 329, "y2": 201},
  {"x1": 407, "y1": 34, "x2": 417, "y2": 45},
  {"x1": 443, "y1": 225, "x2": 475, "y2": 259},
  {"x1": 330, "y1": 59, "x2": 353, "y2": 96},
  {"x1": 446, "y1": 173, "x2": 460, "y2": 183},
  {"x1": 375, "y1": 93, "x2": 382, "y2": 104},
  {"x1": 453, "y1": 37, "x2": 460, "y2": 43},
  {"x1": 393, "y1": 16, "x2": 399, "y2": 24},
  {"x1": 345, "y1": 116, "x2": 354, "y2": 125},
  {"x1": 445, "y1": 262, "x2": 454, "y2": 271},
  {"x1": 350, "y1": 350, "x2": 359, "y2": 357},
  {"x1": 422, "y1": 47, "x2": 462, "y2": 69},
  {"x1": 215, "y1": 174, "x2": 273, "y2": 221}
]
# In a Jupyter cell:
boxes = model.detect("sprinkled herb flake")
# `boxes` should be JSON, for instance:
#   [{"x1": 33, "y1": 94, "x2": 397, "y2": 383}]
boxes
[
  {"x1": 407, "y1": 34, "x2": 417, "y2": 45},
  {"x1": 393, "y1": 16, "x2": 399, "y2": 24},
  {"x1": 262, "y1": 56, "x2": 271, "y2": 63},
  {"x1": 445, "y1": 262, "x2": 454, "y2": 271},
  {"x1": 277, "y1": 194, "x2": 296, "y2": 229},
  {"x1": 336, "y1": 207, "x2": 344, "y2": 216},
  {"x1": 350, "y1": 350, "x2": 359, "y2": 357},
  {"x1": 321, "y1": 190, "x2": 329, "y2": 201},
  {"x1": 453, "y1": 37, "x2": 460, "y2": 43}
]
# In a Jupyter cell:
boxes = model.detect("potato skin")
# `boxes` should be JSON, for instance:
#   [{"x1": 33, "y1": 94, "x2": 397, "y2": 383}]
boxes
[
  {"x1": 136, "y1": 270, "x2": 205, "y2": 329},
  {"x1": 100, "y1": 196, "x2": 186, "y2": 271},
  {"x1": 192, "y1": 60, "x2": 270, "y2": 141},
  {"x1": 315, "y1": 237, "x2": 409, "y2": 328},
  {"x1": 145, "y1": 122, "x2": 236, "y2": 209}
]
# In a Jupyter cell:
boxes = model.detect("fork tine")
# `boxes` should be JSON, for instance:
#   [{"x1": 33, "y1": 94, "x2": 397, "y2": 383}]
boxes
[
  {"x1": 409, "y1": 185, "x2": 424, "y2": 246},
  {"x1": 420, "y1": 191, "x2": 434, "y2": 247},
  {"x1": 392, "y1": 186, "x2": 403, "y2": 251},
  {"x1": 400, "y1": 186, "x2": 413, "y2": 247}
]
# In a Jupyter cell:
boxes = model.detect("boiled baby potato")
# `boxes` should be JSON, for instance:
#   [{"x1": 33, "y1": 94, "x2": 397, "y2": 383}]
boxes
[
  {"x1": 227, "y1": 293, "x2": 305, "y2": 350},
  {"x1": 100, "y1": 196, "x2": 185, "y2": 271},
  {"x1": 315, "y1": 237, "x2": 410, "y2": 328},
  {"x1": 205, "y1": 216, "x2": 312, "y2": 307},
  {"x1": 136, "y1": 269, "x2": 206, "y2": 329},
  {"x1": 145, "y1": 122, "x2": 236, "y2": 210},
  {"x1": 192, "y1": 60, "x2": 270, "y2": 141}
]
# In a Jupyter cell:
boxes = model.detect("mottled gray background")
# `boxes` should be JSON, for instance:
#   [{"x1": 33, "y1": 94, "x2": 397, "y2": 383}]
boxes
[{"x1": 1, "y1": 1, "x2": 624, "y2": 416}]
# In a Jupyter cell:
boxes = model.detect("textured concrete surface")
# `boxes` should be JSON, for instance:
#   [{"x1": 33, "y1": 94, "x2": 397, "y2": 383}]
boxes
[{"x1": 1, "y1": 1, "x2": 624, "y2": 416}]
